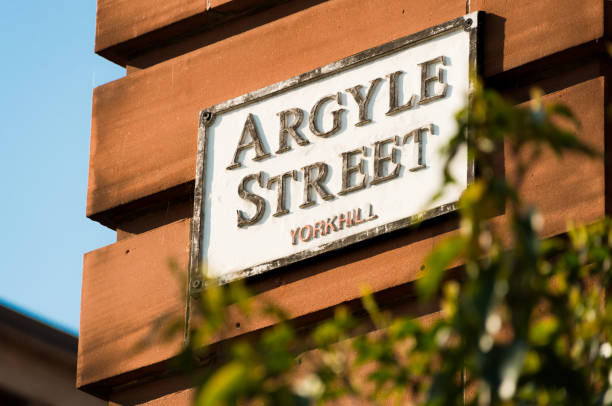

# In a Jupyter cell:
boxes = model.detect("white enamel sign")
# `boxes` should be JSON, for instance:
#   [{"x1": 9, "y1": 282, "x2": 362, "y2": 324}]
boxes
[{"x1": 190, "y1": 13, "x2": 478, "y2": 285}]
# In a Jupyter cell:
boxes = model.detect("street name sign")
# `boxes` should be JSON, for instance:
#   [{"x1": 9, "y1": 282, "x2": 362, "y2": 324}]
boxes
[{"x1": 189, "y1": 13, "x2": 479, "y2": 287}]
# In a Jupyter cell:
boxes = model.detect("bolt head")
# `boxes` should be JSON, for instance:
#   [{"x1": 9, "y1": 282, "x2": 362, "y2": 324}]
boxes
[{"x1": 200, "y1": 111, "x2": 214, "y2": 126}]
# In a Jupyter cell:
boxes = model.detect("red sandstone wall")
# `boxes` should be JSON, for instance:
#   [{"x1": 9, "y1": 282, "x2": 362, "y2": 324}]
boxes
[{"x1": 78, "y1": 0, "x2": 611, "y2": 403}]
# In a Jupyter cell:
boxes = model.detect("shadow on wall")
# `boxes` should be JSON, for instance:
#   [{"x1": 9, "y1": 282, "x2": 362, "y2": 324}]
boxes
[
  {"x1": 124, "y1": 0, "x2": 331, "y2": 70},
  {"x1": 483, "y1": 13, "x2": 506, "y2": 77}
]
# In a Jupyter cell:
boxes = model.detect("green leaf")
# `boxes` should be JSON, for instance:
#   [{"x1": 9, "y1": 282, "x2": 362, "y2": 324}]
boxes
[
  {"x1": 418, "y1": 236, "x2": 466, "y2": 300},
  {"x1": 529, "y1": 316, "x2": 559, "y2": 346},
  {"x1": 195, "y1": 362, "x2": 249, "y2": 406}
]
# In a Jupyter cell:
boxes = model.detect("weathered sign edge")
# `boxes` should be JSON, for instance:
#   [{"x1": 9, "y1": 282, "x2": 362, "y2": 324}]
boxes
[{"x1": 188, "y1": 11, "x2": 482, "y2": 293}]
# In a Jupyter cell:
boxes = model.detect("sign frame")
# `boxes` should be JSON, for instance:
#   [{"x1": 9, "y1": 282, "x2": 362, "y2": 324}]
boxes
[{"x1": 189, "y1": 12, "x2": 481, "y2": 291}]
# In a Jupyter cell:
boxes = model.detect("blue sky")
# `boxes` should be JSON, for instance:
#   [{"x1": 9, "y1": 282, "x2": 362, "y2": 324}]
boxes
[{"x1": 0, "y1": 1, "x2": 124, "y2": 335}]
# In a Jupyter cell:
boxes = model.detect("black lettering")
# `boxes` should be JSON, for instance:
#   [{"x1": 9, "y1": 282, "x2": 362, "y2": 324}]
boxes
[
  {"x1": 371, "y1": 136, "x2": 402, "y2": 185},
  {"x1": 338, "y1": 147, "x2": 368, "y2": 195},
  {"x1": 276, "y1": 108, "x2": 309, "y2": 154},
  {"x1": 227, "y1": 114, "x2": 271, "y2": 170},
  {"x1": 300, "y1": 162, "x2": 335, "y2": 208},
  {"x1": 266, "y1": 170, "x2": 297, "y2": 217},
  {"x1": 309, "y1": 93, "x2": 345, "y2": 138},
  {"x1": 346, "y1": 78, "x2": 382, "y2": 126},
  {"x1": 386, "y1": 71, "x2": 417, "y2": 115},
  {"x1": 418, "y1": 56, "x2": 448, "y2": 105},
  {"x1": 236, "y1": 172, "x2": 266, "y2": 228}
]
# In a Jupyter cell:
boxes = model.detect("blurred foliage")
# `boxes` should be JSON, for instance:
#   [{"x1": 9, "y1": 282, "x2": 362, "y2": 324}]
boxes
[{"x1": 176, "y1": 79, "x2": 612, "y2": 405}]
